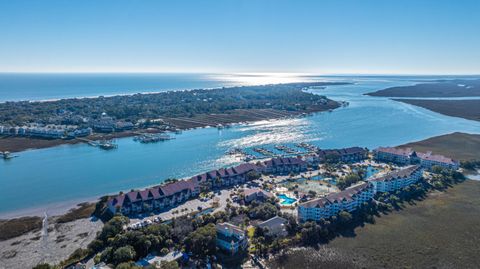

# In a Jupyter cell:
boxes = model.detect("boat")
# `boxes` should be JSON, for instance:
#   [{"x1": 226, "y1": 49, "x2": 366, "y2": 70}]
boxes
[
  {"x1": 244, "y1": 155, "x2": 257, "y2": 161},
  {"x1": 275, "y1": 144, "x2": 300, "y2": 154},
  {"x1": 1, "y1": 151, "x2": 16, "y2": 160},
  {"x1": 295, "y1": 142, "x2": 319, "y2": 151},
  {"x1": 98, "y1": 140, "x2": 118, "y2": 150},
  {"x1": 134, "y1": 133, "x2": 174, "y2": 143}
]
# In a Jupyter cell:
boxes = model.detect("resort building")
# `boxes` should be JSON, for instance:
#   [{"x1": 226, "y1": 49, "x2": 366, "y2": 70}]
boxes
[
  {"x1": 373, "y1": 147, "x2": 459, "y2": 170},
  {"x1": 190, "y1": 163, "x2": 259, "y2": 189},
  {"x1": 369, "y1": 165, "x2": 422, "y2": 193},
  {"x1": 243, "y1": 188, "x2": 274, "y2": 203},
  {"x1": 261, "y1": 157, "x2": 308, "y2": 174},
  {"x1": 373, "y1": 147, "x2": 416, "y2": 165},
  {"x1": 416, "y1": 151, "x2": 459, "y2": 170},
  {"x1": 107, "y1": 179, "x2": 199, "y2": 215},
  {"x1": 107, "y1": 162, "x2": 260, "y2": 215},
  {"x1": 306, "y1": 147, "x2": 368, "y2": 164},
  {"x1": 216, "y1": 223, "x2": 248, "y2": 254},
  {"x1": 297, "y1": 182, "x2": 375, "y2": 222},
  {"x1": 257, "y1": 216, "x2": 288, "y2": 237}
]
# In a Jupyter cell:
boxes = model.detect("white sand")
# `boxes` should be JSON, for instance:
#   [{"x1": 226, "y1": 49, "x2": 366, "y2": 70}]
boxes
[{"x1": 0, "y1": 217, "x2": 103, "y2": 269}]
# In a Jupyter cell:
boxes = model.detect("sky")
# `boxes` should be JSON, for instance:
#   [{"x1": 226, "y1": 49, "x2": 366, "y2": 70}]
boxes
[{"x1": 0, "y1": 0, "x2": 479, "y2": 74}]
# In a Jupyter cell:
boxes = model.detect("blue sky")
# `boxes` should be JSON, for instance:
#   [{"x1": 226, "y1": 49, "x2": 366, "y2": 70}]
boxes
[{"x1": 1, "y1": 0, "x2": 479, "y2": 74}]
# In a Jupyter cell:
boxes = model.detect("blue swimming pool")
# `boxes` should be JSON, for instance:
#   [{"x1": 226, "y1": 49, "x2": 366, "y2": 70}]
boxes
[{"x1": 278, "y1": 194, "x2": 297, "y2": 205}]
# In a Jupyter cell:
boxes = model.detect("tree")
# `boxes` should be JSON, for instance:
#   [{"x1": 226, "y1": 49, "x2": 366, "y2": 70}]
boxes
[
  {"x1": 337, "y1": 173, "x2": 362, "y2": 190},
  {"x1": 337, "y1": 211, "x2": 353, "y2": 226},
  {"x1": 99, "y1": 215, "x2": 130, "y2": 242},
  {"x1": 249, "y1": 202, "x2": 279, "y2": 220},
  {"x1": 159, "y1": 260, "x2": 180, "y2": 269},
  {"x1": 246, "y1": 170, "x2": 261, "y2": 181},
  {"x1": 87, "y1": 239, "x2": 104, "y2": 253},
  {"x1": 116, "y1": 262, "x2": 143, "y2": 269},
  {"x1": 184, "y1": 223, "x2": 217, "y2": 258},
  {"x1": 300, "y1": 221, "x2": 321, "y2": 245},
  {"x1": 112, "y1": 245, "x2": 136, "y2": 265}
]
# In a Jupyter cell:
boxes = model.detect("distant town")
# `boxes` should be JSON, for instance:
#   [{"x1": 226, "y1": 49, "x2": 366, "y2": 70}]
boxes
[{"x1": 0, "y1": 82, "x2": 345, "y2": 154}]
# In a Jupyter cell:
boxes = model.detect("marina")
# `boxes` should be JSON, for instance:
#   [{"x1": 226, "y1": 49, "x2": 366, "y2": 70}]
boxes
[
  {"x1": 274, "y1": 144, "x2": 302, "y2": 154},
  {"x1": 77, "y1": 138, "x2": 118, "y2": 150},
  {"x1": 295, "y1": 142, "x2": 319, "y2": 151},
  {"x1": 252, "y1": 147, "x2": 277, "y2": 157},
  {"x1": 134, "y1": 133, "x2": 174, "y2": 143}
]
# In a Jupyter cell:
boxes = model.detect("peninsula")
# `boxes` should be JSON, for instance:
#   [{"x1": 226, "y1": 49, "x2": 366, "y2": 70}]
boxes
[
  {"x1": 366, "y1": 79, "x2": 480, "y2": 122},
  {"x1": 0, "y1": 82, "x2": 345, "y2": 152},
  {"x1": 366, "y1": 79, "x2": 480, "y2": 97},
  {"x1": 394, "y1": 99, "x2": 480, "y2": 122}
]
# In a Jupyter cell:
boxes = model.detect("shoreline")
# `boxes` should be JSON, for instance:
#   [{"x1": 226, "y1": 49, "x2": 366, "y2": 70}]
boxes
[
  {"x1": 393, "y1": 99, "x2": 480, "y2": 122},
  {"x1": 1, "y1": 130, "x2": 477, "y2": 220},
  {"x1": 0, "y1": 196, "x2": 100, "y2": 220},
  {"x1": 0, "y1": 106, "x2": 339, "y2": 153},
  {"x1": 0, "y1": 129, "x2": 161, "y2": 153},
  {"x1": 0, "y1": 85, "x2": 228, "y2": 104}
]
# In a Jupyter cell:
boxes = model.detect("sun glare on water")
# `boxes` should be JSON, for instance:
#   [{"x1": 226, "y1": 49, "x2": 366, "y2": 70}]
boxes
[{"x1": 213, "y1": 73, "x2": 314, "y2": 85}]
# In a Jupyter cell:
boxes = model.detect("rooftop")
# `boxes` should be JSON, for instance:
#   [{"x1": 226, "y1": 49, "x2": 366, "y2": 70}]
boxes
[
  {"x1": 300, "y1": 182, "x2": 372, "y2": 208},
  {"x1": 369, "y1": 165, "x2": 421, "y2": 182},
  {"x1": 374, "y1": 147, "x2": 415, "y2": 157},
  {"x1": 257, "y1": 216, "x2": 288, "y2": 230}
]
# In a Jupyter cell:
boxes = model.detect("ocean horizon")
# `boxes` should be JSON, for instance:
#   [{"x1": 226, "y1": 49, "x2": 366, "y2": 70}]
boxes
[{"x1": 1, "y1": 73, "x2": 479, "y2": 102}]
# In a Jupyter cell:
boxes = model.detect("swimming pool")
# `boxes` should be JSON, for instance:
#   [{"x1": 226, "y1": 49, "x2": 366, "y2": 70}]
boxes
[{"x1": 277, "y1": 194, "x2": 297, "y2": 205}]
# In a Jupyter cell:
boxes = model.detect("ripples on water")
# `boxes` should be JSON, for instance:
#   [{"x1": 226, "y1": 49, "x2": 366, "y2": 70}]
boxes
[{"x1": 220, "y1": 118, "x2": 311, "y2": 148}]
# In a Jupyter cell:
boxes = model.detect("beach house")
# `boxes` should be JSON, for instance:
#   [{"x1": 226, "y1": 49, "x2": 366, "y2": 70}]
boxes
[{"x1": 216, "y1": 222, "x2": 248, "y2": 254}]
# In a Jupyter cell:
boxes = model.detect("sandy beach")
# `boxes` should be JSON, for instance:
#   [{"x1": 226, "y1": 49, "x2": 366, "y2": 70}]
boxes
[{"x1": 0, "y1": 216, "x2": 103, "y2": 269}]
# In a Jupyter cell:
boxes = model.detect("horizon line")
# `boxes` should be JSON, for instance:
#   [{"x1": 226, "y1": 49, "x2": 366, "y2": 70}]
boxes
[{"x1": 0, "y1": 71, "x2": 479, "y2": 76}]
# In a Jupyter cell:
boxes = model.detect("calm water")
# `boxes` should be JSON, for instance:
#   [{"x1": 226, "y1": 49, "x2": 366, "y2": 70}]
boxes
[
  {"x1": 0, "y1": 73, "x2": 311, "y2": 102},
  {"x1": 1, "y1": 75, "x2": 480, "y2": 217}
]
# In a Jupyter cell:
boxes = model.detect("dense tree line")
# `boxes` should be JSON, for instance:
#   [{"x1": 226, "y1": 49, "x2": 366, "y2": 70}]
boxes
[
  {"x1": 460, "y1": 159, "x2": 480, "y2": 170},
  {"x1": 0, "y1": 82, "x2": 343, "y2": 125}
]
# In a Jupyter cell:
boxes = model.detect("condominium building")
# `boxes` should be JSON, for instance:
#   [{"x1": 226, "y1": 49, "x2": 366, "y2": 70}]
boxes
[
  {"x1": 297, "y1": 182, "x2": 374, "y2": 222},
  {"x1": 373, "y1": 147, "x2": 416, "y2": 165},
  {"x1": 261, "y1": 157, "x2": 308, "y2": 174},
  {"x1": 369, "y1": 165, "x2": 422, "y2": 193},
  {"x1": 373, "y1": 147, "x2": 459, "y2": 170},
  {"x1": 416, "y1": 151, "x2": 459, "y2": 170},
  {"x1": 107, "y1": 179, "x2": 199, "y2": 215}
]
